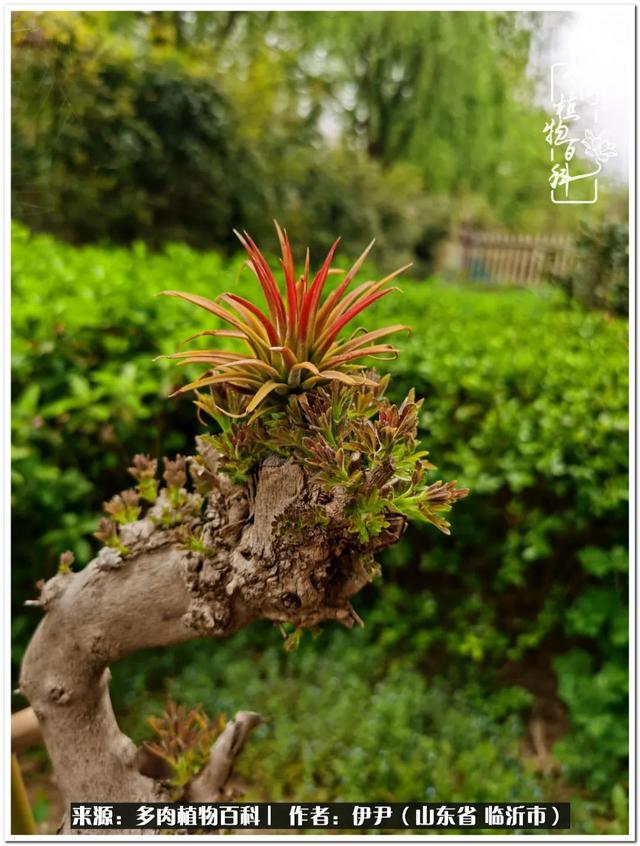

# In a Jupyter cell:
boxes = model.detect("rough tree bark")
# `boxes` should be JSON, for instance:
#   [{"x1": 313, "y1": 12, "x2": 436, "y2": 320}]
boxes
[{"x1": 19, "y1": 441, "x2": 405, "y2": 835}]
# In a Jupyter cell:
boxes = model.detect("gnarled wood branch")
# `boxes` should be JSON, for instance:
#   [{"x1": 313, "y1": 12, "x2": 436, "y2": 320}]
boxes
[{"x1": 19, "y1": 445, "x2": 405, "y2": 834}]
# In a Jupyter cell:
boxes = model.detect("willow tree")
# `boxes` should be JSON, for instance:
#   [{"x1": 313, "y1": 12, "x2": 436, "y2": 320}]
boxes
[
  {"x1": 19, "y1": 226, "x2": 468, "y2": 834},
  {"x1": 293, "y1": 11, "x2": 550, "y2": 225}
]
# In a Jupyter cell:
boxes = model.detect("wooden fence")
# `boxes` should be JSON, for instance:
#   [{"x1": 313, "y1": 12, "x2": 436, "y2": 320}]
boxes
[{"x1": 458, "y1": 228, "x2": 576, "y2": 286}]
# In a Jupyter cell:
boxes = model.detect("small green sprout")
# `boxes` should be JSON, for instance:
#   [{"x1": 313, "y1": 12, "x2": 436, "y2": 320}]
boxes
[
  {"x1": 103, "y1": 489, "x2": 141, "y2": 525},
  {"x1": 145, "y1": 700, "x2": 226, "y2": 800},
  {"x1": 128, "y1": 454, "x2": 159, "y2": 503},
  {"x1": 57, "y1": 549, "x2": 74, "y2": 574},
  {"x1": 94, "y1": 518, "x2": 129, "y2": 556}
]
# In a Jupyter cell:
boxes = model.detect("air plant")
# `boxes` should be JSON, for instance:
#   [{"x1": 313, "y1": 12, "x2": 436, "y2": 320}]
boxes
[
  {"x1": 159, "y1": 223, "x2": 411, "y2": 421},
  {"x1": 158, "y1": 224, "x2": 469, "y2": 543}
]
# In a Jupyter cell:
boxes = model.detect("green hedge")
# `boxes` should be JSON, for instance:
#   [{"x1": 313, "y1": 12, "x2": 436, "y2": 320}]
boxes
[
  {"x1": 11, "y1": 224, "x2": 628, "y2": 818},
  {"x1": 374, "y1": 283, "x2": 628, "y2": 796}
]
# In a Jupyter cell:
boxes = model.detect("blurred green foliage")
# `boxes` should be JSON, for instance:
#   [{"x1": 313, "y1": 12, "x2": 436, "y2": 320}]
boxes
[
  {"x1": 11, "y1": 225, "x2": 628, "y2": 832},
  {"x1": 550, "y1": 221, "x2": 629, "y2": 316},
  {"x1": 12, "y1": 9, "x2": 622, "y2": 270},
  {"x1": 11, "y1": 12, "x2": 262, "y2": 249},
  {"x1": 111, "y1": 630, "x2": 627, "y2": 834},
  {"x1": 374, "y1": 282, "x2": 628, "y2": 801},
  {"x1": 115, "y1": 632, "x2": 546, "y2": 834}
]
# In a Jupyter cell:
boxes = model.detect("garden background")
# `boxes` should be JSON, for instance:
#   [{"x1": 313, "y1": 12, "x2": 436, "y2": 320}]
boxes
[{"x1": 11, "y1": 10, "x2": 629, "y2": 835}]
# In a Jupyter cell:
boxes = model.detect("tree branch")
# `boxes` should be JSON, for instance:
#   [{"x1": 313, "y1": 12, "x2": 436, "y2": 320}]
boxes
[
  {"x1": 187, "y1": 711, "x2": 262, "y2": 802},
  {"x1": 11, "y1": 707, "x2": 41, "y2": 754},
  {"x1": 19, "y1": 444, "x2": 403, "y2": 834}
]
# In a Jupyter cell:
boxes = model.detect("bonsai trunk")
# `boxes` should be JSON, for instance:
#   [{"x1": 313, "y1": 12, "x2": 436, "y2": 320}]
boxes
[{"x1": 19, "y1": 443, "x2": 404, "y2": 834}]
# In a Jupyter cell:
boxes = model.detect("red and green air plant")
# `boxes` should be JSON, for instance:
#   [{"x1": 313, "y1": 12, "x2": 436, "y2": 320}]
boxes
[{"x1": 160, "y1": 223, "x2": 411, "y2": 420}]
